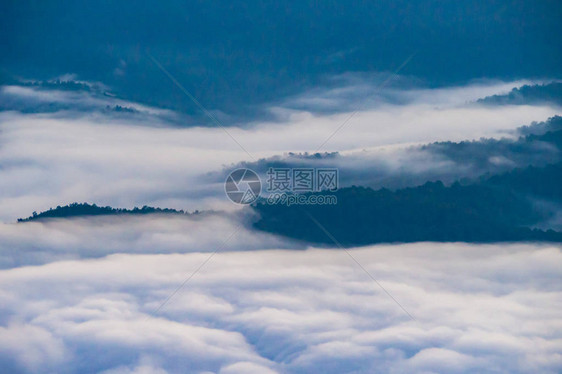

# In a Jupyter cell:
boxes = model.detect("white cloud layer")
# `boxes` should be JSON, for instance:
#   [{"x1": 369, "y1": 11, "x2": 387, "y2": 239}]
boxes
[
  {"x1": 0, "y1": 80, "x2": 559, "y2": 221},
  {"x1": 0, "y1": 240, "x2": 560, "y2": 373}
]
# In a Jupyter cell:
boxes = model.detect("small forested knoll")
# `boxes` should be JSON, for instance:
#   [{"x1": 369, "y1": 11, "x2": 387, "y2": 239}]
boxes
[{"x1": 18, "y1": 203, "x2": 193, "y2": 222}]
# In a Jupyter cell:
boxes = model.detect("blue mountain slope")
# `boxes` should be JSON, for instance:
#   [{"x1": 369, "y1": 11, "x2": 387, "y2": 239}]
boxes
[{"x1": 2, "y1": 1, "x2": 561, "y2": 121}]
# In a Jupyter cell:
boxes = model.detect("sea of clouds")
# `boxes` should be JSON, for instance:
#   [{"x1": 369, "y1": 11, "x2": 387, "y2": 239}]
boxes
[
  {"x1": 1, "y1": 78, "x2": 562, "y2": 373},
  {"x1": 0, "y1": 216, "x2": 560, "y2": 373}
]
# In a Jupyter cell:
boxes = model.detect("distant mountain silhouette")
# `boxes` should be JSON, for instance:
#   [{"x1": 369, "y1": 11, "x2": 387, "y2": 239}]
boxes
[
  {"x1": 477, "y1": 83, "x2": 562, "y2": 106},
  {"x1": 3, "y1": 1, "x2": 562, "y2": 122},
  {"x1": 21, "y1": 79, "x2": 92, "y2": 92}
]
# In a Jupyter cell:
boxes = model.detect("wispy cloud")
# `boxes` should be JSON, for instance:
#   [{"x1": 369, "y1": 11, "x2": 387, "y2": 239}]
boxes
[
  {"x1": 0, "y1": 212, "x2": 295, "y2": 268},
  {"x1": 0, "y1": 84, "x2": 175, "y2": 120}
]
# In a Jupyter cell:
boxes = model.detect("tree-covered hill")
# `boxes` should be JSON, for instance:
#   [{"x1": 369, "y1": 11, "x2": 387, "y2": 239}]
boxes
[
  {"x1": 252, "y1": 162, "x2": 562, "y2": 245},
  {"x1": 18, "y1": 203, "x2": 193, "y2": 222}
]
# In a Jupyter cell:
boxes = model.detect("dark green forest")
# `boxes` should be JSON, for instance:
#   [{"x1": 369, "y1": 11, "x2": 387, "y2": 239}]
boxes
[{"x1": 252, "y1": 165, "x2": 562, "y2": 245}]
